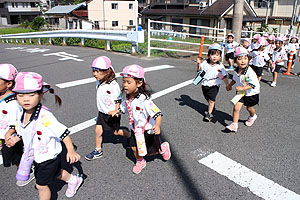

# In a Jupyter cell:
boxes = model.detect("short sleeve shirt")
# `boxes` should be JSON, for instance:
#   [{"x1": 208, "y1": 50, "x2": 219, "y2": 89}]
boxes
[
  {"x1": 233, "y1": 66, "x2": 260, "y2": 96},
  {"x1": 287, "y1": 43, "x2": 299, "y2": 54},
  {"x1": 224, "y1": 41, "x2": 239, "y2": 54},
  {"x1": 251, "y1": 42, "x2": 260, "y2": 50},
  {"x1": 96, "y1": 80, "x2": 121, "y2": 114},
  {"x1": 119, "y1": 94, "x2": 162, "y2": 132},
  {"x1": 200, "y1": 60, "x2": 227, "y2": 87},
  {"x1": 272, "y1": 48, "x2": 288, "y2": 65},
  {"x1": 0, "y1": 94, "x2": 21, "y2": 139},
  {"x1": 15, "y1": 104, "x2": 70, "y2": 163},
  {"x1": 250, "y1": 50, "x2": 270, "y2": 67}
]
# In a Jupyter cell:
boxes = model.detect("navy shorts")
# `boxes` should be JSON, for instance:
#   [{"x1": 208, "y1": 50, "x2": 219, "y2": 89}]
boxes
[
  {"x1": 202, "y1": 85, "x2": 220, "y2": 102},
  {"x1": 274, "y1": 64, "x2": 283, "y2": 73},
  {"x1": 128, "y1": 130, "x2": 161, "y2": 155},
  {"x1": 1, "y1": 139, "x2": 23, "y2": 167},
  {"x1": 225, "y1": 52, "x2": 234, "y2": 61},
  {"x1": 239, "y1": 94, "x2": 259, "y2": 107},
  {"x1": 96, "y1": 112, "x2": 120, "y2": 131},
  {"x1": 251, "y1": 65, "x2": 263, "y2": 76}
]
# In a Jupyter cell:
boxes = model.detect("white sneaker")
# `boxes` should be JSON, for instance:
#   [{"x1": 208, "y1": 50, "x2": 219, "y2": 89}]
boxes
[
  {"x1": 270, "y1": 82, "x2": 276, "y2": 87},
  {"x1": 16, "y1": 170, "x2": 35, "y2": 187}
]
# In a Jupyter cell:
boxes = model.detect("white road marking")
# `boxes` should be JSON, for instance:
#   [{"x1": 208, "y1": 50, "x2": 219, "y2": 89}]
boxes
[
  {"x1": 0, "y1": 156, "x2": 2, "y2": 165},
  {"x1": 69, "y1": 118, "x2": 96, "y2": 136},
  {"x1": 56, "y1": 65, "x2": 175, "y2": 89},
  {"x1": 199, "y1": 151, "x2": 300, "y2": 200},
  {"x1": 43, "y1": 52, "x2": 84, "y2": 62}
]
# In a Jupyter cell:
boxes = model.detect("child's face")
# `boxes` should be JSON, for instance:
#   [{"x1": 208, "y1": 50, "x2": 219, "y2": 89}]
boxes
[
  {"x1": 122, "y1": 77, "x2": 142, "y2": 95},
  {"x1": 209, "y1": 52, "x2": 221, "y2": 64},
  {"x1": 269, "y1": 40, "x2": 274, "y2": 44},
  {"x1": 242, "y1": 41, "x2": 249, "y2": 48},
  {"x1": 291, "y1": 38, "x2": 297, "y2": 43},
  {"x1": 235, "y1": 55, "x2": 249, "y2": 69},
  {"x1": 0, "y1": 79, "x2": 11, "y2": 94},
  {"x1": 253, "y1": 39, "x2": 258, "y2": 43},
  {"x1": 16, "y1": 92, "x2": 42, "y2": 113},
  {"x1": 227, "y1": 36, "x2": 234, "y2": 43},
  {"x1": 93, "y1": 69, "x2": 107, "y2": 81},
  {"x1": 275, "y1": 41, "x2": 282, "y2": 49}
]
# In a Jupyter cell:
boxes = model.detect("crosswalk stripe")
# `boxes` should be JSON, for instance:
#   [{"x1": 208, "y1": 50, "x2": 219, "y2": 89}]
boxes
[{"x1": 56, "y1": 65, "x2": 175, "y2": 89}]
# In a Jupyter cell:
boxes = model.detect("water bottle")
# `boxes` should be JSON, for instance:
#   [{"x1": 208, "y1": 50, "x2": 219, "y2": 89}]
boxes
[
  {"x1": 134, "y1": 128, "x2": 147, "y2": 156},
  {"x1": 16, "y1": 149, "x2": 34, "y2": 181}
]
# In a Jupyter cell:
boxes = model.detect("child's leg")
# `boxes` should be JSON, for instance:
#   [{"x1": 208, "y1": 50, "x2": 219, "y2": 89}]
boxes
[
  {"x1": 36, "y1": 184, "x2": 51, "y2": 200},
  {"x1": 232, "y1": 102, "x2": 243, "y2": 123},
  {"x1": 208, "y1": 99, "x2": 215, "y2": 114},
  {"x1": 95, "y1": 125, "x2": 103, "y2": 149},
  {"x1": 114, "y1": 129, "x2": 130, "y2": 137},
  {"x1": 58, "y1": 169, "x2": 83, "y2": 198},
  {"x1": 245, "y1": 106, "x2": 258, "y2": 127},
  {"x1": 246, "y1": 106, "x2": 256, "y2": 117},
  {"x1": 229, "y1": 58, "x2": 234, "y2": 67},
  {"x1": 131, "y1": 146, "x2": 146, "y2": 174},
  {"x1": 257, "y1": 76, "x2": 262, "y2": 82}
]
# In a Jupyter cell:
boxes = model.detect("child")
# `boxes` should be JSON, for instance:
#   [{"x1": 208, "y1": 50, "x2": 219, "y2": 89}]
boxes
[
  {"x1": 263, "y1": 33, "x2": 269, "y2": 40},
  {"x1": 224, "y1": 33, "x2": 239, "y2": 70},
  {"x1": 85, "y1": 56, "x2": 127, "y2": 160},
  {"x1": 265, "y1": 35, "x2": 275, "y2": 55},
  {"x1": 197, "y1": 43, "x2": 229, "y2": 122},
  {"x1": 109, "y1": 64, "x2": 171, "y2": 174},
  {"x1": 226, "y1": 47, "x2": 260, "y2": 132},
  {"x1": 251, "y1": 34, "x2": 261, "y2": 50},
  {"x1": 241, "y1": 38, "x2": 252, "y2": 53},
  {"x1": 5, "y1": 72, "x2": 83, "y2": 199},
  {"x1": 249, "y1": 38, "x2": 272, "y2": 81},
  {"x1": 270, "y1": 37, "x2": 288, "y2": 87},
  {"x1": 287, "y1": 35, "x2": 299, "y2": 69},
  {"x1": 0, "y1": 64, "x2": 33, "y2": 187}
]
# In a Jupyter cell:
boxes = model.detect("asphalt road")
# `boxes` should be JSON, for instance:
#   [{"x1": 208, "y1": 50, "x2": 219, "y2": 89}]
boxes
[{"x1": 0, "y1": 43, "x2": 300, "y2": 200}]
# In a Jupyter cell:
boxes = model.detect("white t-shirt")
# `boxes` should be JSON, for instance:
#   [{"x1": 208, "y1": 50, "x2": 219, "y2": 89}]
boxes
[
  {"x1": 15, "y1": 104, "x2": 70, "y2": 163},
  {"x1": 250, "y1": 50, "x2": 270, "y2": 67},
  {"x1": 119, "y1": 94, "x2": 162, "y2": 132},
  {"x1": 272, "y1": 48, "x2": 288, "y2": 66},
  {"x1": 200, "y1": 60, "x2": 227, "y2": 87},
  {"x1": 287, "y1": 43, "x2": 299, "y2": 54},
  {"x1": 0, "y1": 94, "x2": 21, "y2": 139},
  {"x1": 233, "y1": 66, "x2": 260, "y2": 96},
  {"x1": 96, "y1": 79, "x2": 121, "y2": 114},
  {"x1": 251, "y1": 42, "x2": 260, "y2": 50},
  {"x1": 224, "y1": 41, "x2": 239, "y2": 54},
  {"x1": 265, "y1": 44, "x2": 275, "y2": 55}
]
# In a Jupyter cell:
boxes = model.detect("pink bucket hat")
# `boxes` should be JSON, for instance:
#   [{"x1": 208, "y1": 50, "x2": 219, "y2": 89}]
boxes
[
  {"x1": 209, "y1": 43, "x2": 222, "y2": 51},
  {"x1": 91, "y1": 56, "x2": 115, "y2": 72},
  {"x1": 0, "y1": 64, "x2": 18, "y2": 81},
  {"x1": 253, "y1": 34, "x2": 261, "y2": 40},
  {"x1": 275, "y1": 36, "x2": 284, "y2": 42},
  {"x1": 235, "y1": 47, "x2": 248, "y2": 57},
  {"x1": 241, "y1": 38, "x2": 251, "y2": 44},
  {"x1": 263, "y1": 33, "x2": 269, "y2": 37},
  {"x1": 258, "y1": 38, "x2": 268, "y2": 46},
  {"x1": 291, "y1": 35, "x2": 298, "y2": 39},
  {"x1": 13, "y1": 72, "x2": 51, "y2": 93},
  {"x1": 268, "y1": 35, "x2": 275, "y2": 41},
  {"x1": 120, "y1": 64, "x2": 145, "y2": 79}
]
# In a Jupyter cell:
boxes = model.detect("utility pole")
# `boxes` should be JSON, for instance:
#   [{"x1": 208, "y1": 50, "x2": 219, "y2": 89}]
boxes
[
  {"x1": 232, "y1": 0, "x2": 244, "y2": 42},
  {"x1": 289, "y1": 0, "x2": 298, "y2": 36},
  {"x1": 265, "y1": 0, "x2": 270, "y2": 25}
]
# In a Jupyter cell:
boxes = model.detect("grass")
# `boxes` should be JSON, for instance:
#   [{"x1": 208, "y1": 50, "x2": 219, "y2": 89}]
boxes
[{"x1": 0, "y1": 27, "x2": 33, "y2": 35}]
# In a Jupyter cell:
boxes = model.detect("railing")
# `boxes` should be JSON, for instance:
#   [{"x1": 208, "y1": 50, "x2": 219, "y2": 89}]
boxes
[
  {"x1": 241, "y1": 30, "x2": 299, "y2": 40},
  {"x1": 147, "y1": 20, "x2": 227, "y2": 61},
  {"x1": 0, "y1": 29, "x2": 144, "y2": 53}
]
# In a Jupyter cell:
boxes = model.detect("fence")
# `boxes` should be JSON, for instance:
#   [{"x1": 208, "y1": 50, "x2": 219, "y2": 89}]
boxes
[
  {"x1": 147, "y1": 20, "x2": 227, "y2": 60},
  {"x1": 0, "y1": 29, "x2": 144, "y2": 53},
  {"x1": 241, "y1": 30, "x2": 299, "y2": 40}
]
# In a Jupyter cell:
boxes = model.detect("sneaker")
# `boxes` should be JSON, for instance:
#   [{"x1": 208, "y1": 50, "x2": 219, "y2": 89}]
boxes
[
  {"x1": 85, "y1": 149, "x2": 103, "y2": 161},
  {"x1": 204, "y1": 112, "x2": 213, "y2": 122},
  {"x1": 270, "y1": 82, "x2": 276, "y2": 87},
  {"x1": 225, "y1": 123, "x2": 238, "y2": 132},
  {"x1": 245, "y1": 114, "x2": 257, "y2": 127},
  {"x1": 132, "y1": 159, "x2": 146, "y2": 174},
  {"x1": 65, "y1": 175, "x2": 83, "y2": 198},
  {"x1": 161, "y1": 142, "x2": 171, "y2": 161},
  {"x1": 16, "y1": 170, "x2": 35, "y2": 187},
  {"x1": 228, "y1": 66, "x2": 234, "y2": 70}
]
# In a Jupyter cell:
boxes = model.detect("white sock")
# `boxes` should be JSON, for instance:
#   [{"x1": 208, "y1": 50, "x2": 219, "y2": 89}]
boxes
[{"x1": 67, "y1": 175, "x2": 76, "y2": 184}]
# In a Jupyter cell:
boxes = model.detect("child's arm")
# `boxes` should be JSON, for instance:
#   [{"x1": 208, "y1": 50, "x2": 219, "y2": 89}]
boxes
[
  {"x1": 236, "y1": 85, "x2": 252, "y2": 92},
  {"x1": 62, "y1": 135, "x2": 80, "y2": 164},
  {"x1": 223, "y1": 77, "x2": 229, "y2": 86},
  {"x1": 226, "y1": 80, "x2": 235, "y2": 91},
  {"x1": 108, "y1": 102, "x2": 120, "y2": 117},
  {"x1": 152, "y1": 115, "x2": 162, "y2": 135},
  {"x1": 196, "y1": 57, "x2": 201, "y2": 71},
  {"x1": 4, "y1": 129, "x2": 20, "y2": 148}
]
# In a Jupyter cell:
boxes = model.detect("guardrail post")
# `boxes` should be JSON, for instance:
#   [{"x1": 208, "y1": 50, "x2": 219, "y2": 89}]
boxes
[
  {"x1": 147, "y1": 19, "x2": 151, "y2": 57},
  {"x1": 105, "y1": 40, "x2": 111, "y2": 51},
  {"x1": 10, "y1": 39, "x2": 12, "y2": 43},
  {"x1": 62, "y1": 37, "x2": 66, "y2": 46},
  {"x1": 131, "y1": 43, "x2": 137, "y2": 55},
  {"x1": 38, "y1": 38, "x2": 41, "y2": 45},
  {"x1": 49, "y1": 37, "x2": 52, "y2": 45},
  {"x1": 6, "y1": 39, "x2": 8, "y2": 43},
  {"x1": 29, "y1": 38, "x2": 32, "y2": 44},
  {"x1": 80, "y1": 38, "x2": 85, "y2": 46},
  {"x1": 16, "y1": 39, "x2": 18, "y2": 43},
  {"x1": 250, "y1": 30, "x2": 253, "y2": 39},
  {"x1": 22, "y1": 39, "x2": 24, "y2": 43},
  {"x1": 1, "y1": 39, "x2": 3, "y2": 43}
]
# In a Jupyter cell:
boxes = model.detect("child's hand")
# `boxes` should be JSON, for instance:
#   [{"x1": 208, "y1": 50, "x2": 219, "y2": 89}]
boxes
[
  {"x1": 236, "y1": 86, "x2": 244, "y2": 91},
  {"x1": 5, "y1": 136, "x2": 20, "y2": 147},
  {"x1": 66, "y1": 150, "x2": 81, "y2": 164},
  {"x1": 152, "y1": 125, "x2": 160, "y2": 135},
  {"x1": 108, "y1": 110, "x2": 119, "y2": 117},
  {"x1": 226, "y1": 85, "x2": 232, "y2": 91}
]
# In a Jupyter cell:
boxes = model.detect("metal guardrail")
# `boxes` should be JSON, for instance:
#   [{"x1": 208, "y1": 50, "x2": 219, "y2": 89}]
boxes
[{"x1": 0, "y1": 29, "x2": 145, "y2": 53}]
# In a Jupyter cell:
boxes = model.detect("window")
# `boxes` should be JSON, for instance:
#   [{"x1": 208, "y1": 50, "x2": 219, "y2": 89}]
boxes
[
  {"x1": 112, "y1": 3, "x2": 118, "y2": 9},
  {"x1": 112, "y1": 21, "x2": 118, "y2": 27},
  {"x1": 12, "y1": 2, "x2": 18, "y2": 8},
  {"x1": 0, "y1": 3, "x2": 4, "y2": 8},
  {"x1": 30, "y1": 2, "x2": 38, "y2": 7},
  {"x1": 129, "y1": 3, "x2": 133, "y2": 9},
  {"x1": 129, "y1": 20, "x2": 133, "y2": 25},
  {"x1": 254, "y1": 0, "x2": 274, "y2": 8},
  {"x1": 94, "y1": 21, "x2": 99, "y2": 29}
]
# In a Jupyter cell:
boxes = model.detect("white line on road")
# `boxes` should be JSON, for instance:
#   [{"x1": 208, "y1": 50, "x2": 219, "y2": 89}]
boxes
[
  {"x1": 198, "y1": 151, "x2": 300, "y2": 200},
  {"x1": 56, "y1": 65, "x2": 175, "y2": 89}
]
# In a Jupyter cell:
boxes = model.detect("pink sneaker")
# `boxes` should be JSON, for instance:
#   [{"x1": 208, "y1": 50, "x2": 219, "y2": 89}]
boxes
[
  {"x1": 161, "y1": 142, "x2": 171, "y2": 161},
  {"x1": 132, "y1": 159, "x2": 146, "y2": 174},
  {"x1": 226, "y1": 123, "x2": 238, "y2": 132},
  {"x1": 245, "y1": 114, "x2": 257, "y2": 127},
  {"x1": 65, "y1": 175, "x2": 83, "y2": 198}
]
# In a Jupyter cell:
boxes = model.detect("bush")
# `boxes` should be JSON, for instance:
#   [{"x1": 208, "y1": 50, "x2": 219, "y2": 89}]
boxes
[
  {"x1": 30, "y1": 16, "x2": 45, "y2": 31},
  {"x1": 19, "y1": 19, "x2": 30, "y2": 28}
]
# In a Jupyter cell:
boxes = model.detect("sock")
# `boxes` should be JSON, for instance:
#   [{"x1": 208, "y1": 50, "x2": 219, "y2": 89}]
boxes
[
  {"x1": 160, "y1": 144, "x2": 166, "y2": 154},
  {"x1": 96, "y1": 147, "x2": 102, "y2": 152},
  {"x1": 250, "y1": 114, "x2": 257, "y2": 119},
  {"x1": 136, "y1": 157, "x2": 144, "y2": 163},
  {"x1": 67, "y1": 174, "x2": 76, "y2": 184}
]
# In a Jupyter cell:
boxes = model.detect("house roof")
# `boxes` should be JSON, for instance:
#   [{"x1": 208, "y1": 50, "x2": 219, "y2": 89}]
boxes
[
  {"x1": 45, "y1": 2, "x2": 86, "y2": 15},
  {"x1": 141, "y1": 6, "x2": 204, "y2": 16},
  {"x1": 0, "y1": 0, "x2": 39, "y2": 2}
]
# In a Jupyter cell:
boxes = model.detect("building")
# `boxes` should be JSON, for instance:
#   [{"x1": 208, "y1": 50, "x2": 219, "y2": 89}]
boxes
[
  {"x1": 44, "y1": 3, "x2": 92, "y2": 29},
  {"x1": 87, "y1": 0, "x2": 137, "y2": 30},
  {"x1": 0, "y1": 0, "x2": 41, "y2": 25}
]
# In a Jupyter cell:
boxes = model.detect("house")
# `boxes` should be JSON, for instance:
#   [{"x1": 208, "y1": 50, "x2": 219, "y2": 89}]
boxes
[
  {"x1": 87, "y1": 0, "x2": 137, "y2": 30},
  {"x1": 141, "y1": 0, "x2": 260, "y2": 36},
  {"x1": 0, "y1": 0, "x2": 41, "y2": 25},
  {"x1": 248, "y1": 0, "x2": 300, "y2": 34},
  {"x1": 44, "y1": 2, "x2": 92, "y2": 30}
]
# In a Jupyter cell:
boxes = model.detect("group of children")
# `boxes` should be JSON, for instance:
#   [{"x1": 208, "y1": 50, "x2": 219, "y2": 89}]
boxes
[{"x1": 0, "y1": 58, "x2": 171, "y2": 199}]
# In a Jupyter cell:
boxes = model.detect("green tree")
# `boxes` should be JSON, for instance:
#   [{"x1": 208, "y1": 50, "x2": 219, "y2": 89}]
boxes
[{"x1": 30, "y1": 16, "x2": 45, "y2": 31}]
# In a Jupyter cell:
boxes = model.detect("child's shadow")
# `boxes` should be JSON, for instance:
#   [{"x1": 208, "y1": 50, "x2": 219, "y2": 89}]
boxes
[{"x1": 175, "y1": 94, "x2": 232, "y2": 127}]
